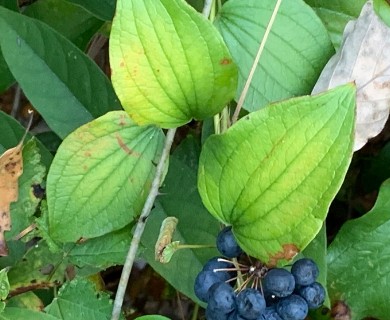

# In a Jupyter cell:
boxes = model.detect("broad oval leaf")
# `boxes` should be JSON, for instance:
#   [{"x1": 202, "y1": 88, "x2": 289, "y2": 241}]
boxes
[
  {"x1": 214, "y1": 0, "x2": 334, "y2": 112},
  {"x1": 327, "y1": 179, "x2": 390, "y2": 320},
  {"x1": 0, "y1": 6, "x2": 121, "y2": 139},
  {"x1": 109, "y1": 0, "x2": 237, "y2": 128},
  {"x1": 47, "y1": 111, "x2": 164, "y2": 243},
  {"x1": 198, "y1": 84, "x2": 356, "y2": 264},
  {"x1": 313, "y1": 2, "x2": 390, "y2": 151}
]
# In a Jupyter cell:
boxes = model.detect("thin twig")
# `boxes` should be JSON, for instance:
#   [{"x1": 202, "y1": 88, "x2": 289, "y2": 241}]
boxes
[
  {"x1": 11, "y1": 85, "x2": 21, "y2": 117},
  {"x1": 231, "y1": 0, "x2": 283, "y2": 124},
  {"x1": 111, "y1": 128, "x2": 176, "y2": 320}
]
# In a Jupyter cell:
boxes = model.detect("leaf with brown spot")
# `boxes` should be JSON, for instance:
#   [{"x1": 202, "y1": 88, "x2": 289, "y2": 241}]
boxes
[{"x1": 0, "y1": 119, "x2": 31, "y2": 256}]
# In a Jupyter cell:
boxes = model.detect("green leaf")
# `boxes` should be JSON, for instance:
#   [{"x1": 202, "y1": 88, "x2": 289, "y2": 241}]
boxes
[
  {"x1": 66, "y1": 225, "x2": 132, "y2": 269},
  {"x1": 327, "y1": 179, "x2": 390, "y2": 319},
  {"x1": 45, "y1": 278, "x2": 121, "y2": 319},
  {"x1": 64, "y1": 0, "x2": 116, "y2": 21},
  {"x1": 8, "y1": 139, "x2": 45, "y2": 240},
  {"x1": 0, "y1": 308, "x2": 59, "y2": 320},
  {"x1": 24, "y1": 0, "x2": 104, "y2": 50},
  {"x1": 7, "y1": 292, "x2": 44, "y2": 311},
  {"x1": 215, "y1": 0, "x2": 333, "y2": 112},
  {"x1": 0, "y1": 54, "x2": 14, "y2": 93},
  {"x1": 0, "y1": 240, "x2": 25, "y2": 270},
  {"x1": 0, "y1": 7, "x2": 121, "y2": 138},
  {"x1": 7, "y1": 240, "x2": 67, "y2": 293},
  {"x1": 0, "y1": 268, "x2": 10, "y2": 300},
  {"x1": 135, "y1": 316, "x2": 171, "y2": 320},
  {"x1": 374, "y1": 0, "x2": 390, "y2": 27},
  {"x1": 110, "y1": 0, "x2": 237, "y2": 128},
  {"x1": 304, "y1": 0, "x2": 366, "y2": 49},
  {"x1": 0, "y1": 0, "x2": 17, "y2": 11},
  {"x1": 46, "y1": 111, "x2": 164, "y2": 243},
  {"x1": 141, "y1": 137, "x2": 219, "y2": 304},
  {"x1": 0, "y1": 111, "x2": 53, "y2": 168},
  {"x1": 198, "y1": 84, "x2": 356, "y2": 264}
]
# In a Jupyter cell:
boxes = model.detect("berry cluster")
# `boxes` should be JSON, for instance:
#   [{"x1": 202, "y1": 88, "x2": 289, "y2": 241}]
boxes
[{"x1": 194, "y1": 227, "x2": 325, "y2": 320}]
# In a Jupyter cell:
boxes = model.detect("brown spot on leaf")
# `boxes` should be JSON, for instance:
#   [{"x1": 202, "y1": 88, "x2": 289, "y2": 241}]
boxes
[
  {"x1": 116, "y1": 133, "x2": 140, "y2": 157},
  {"x1": 220, "y1": 58, "x2": 232, "y2": 65},
  {"x1": 118, "y1": 114, "x2": 127, "y2": 126},
  {"x1": 120, "y1": 61, "x2": 125, "y2": 67},
  {"x1": 267, "y1": 243, "x2": 299, "y2": 267},
  {"x1": 84, "y1": 151, "x2": 92, "y2": 157},
  {"x1": 331, "y1": 301, "x2": 351, "y2": 320}
]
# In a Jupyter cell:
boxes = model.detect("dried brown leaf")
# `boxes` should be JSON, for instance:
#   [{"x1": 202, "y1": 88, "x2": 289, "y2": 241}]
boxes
[
  {"x1": 0, "y1": 142, "x2": 24, "y2": 256},
  {"x1": 313, "y1": 1, "x2": 390, "y2": 151},
  {"x1": 0, "y1": 113, "x2": 32, "y2": 256}
]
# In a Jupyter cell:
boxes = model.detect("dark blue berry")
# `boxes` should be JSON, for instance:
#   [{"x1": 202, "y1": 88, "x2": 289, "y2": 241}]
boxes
[
  {"x1": 276, "y1": 294, "x2": 308, "y2": 320},
  {"x1": 297, "y1": 282, "x2": 325, "y2": 309},
  {"x1": 216, "y1": 226, "x2": 243, "y2": 258},
  {"x1": 203, "y1": 257, "x2": 237, "y2": 282},
  {"x1": 263, "y1": 268, "x2": 295, "y2": 298},
  {"x1": 260, "y1": 306, "x2": 283, "y2": 320},
  {"x1": 194, "y1": 270, "x2": 222, "y2": 302},
  {"x1": 208, "y1": 282, "x2": 237, "y2": 314},
  {"x1": 291, "y1": 258, "x2": 319, "y2": 286},
  {"x1": 206, "y1": 305, "x2": 234, "y2": 320},
  {"x1": 236, "y1": 288, "x2": 266, "y2": 319}
]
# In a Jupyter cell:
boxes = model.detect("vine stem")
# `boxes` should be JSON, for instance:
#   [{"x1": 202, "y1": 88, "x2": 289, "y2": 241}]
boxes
[
  {"x1": 111, "y1": 128, "x2": 177, "y2": 320},
  {"x1": 231, "y1": 0, "x2": 283, "y2": 124}
]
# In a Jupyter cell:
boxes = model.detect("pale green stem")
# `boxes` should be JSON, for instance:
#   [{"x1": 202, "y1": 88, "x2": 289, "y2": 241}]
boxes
[
  {"x1": 232, "y1": 0, "x2": 283, "y2": 124},
  {"x1": 111, "y1": 128, "x2": 177, "y2": 320}
]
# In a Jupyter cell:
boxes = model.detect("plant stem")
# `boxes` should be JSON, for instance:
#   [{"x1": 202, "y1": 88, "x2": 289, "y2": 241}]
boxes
[
  {"x1": 202, "y1": 0, "x2": 213, "y2": 18},
  {"x1": 111, "y1": 128, "x2": 177, "y2": 320},
  {"x1": 176, "y1": 244, "x2": 215, "y2": 249},
  {"x1": 231, "y1": 0, "x2": 283, "y2": 124}
]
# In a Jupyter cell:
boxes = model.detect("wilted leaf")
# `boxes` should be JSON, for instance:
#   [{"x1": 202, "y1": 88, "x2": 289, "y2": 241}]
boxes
[
  {"x1": 198, "y1": 84, "x2": 356, "y2": 265},
  {"x1": 155, "y1": 217, "x2": 178, "y2": 263},
  {"x1": 0, "y1": 120, "x2": 31, "y2": 256},
  {"x1": 327, "y1": 179, "x2": 390, "y2": 319},
  {"x1": 110, "y1": 0, "x2": 237, "y2": 128},
  {"x1": 313, "y1": 1, "x2": 390, "y2": 151}
]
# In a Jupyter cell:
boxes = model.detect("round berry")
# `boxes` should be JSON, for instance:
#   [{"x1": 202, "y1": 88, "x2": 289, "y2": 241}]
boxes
[
  {"x1": 216, "y1": 226, "x2": 243, "y2": 258},
  {"x1": 276, "y1": 294, "x2": 308, "y2": 320},
  {"x1": 297, "y1": 282, "x2": 325, "y2": 309},
  {"x1": 203, "y1": 257, "x2": 237, "y2": 282},
  {"x1": 260, "y1": 306, "x2": 283, "y2": 320},
  {"x1": 194, "y1": 270, "x2": 222, "y2": 302},
  {"x1": 291, "y1": 258, "x2": 319, "y2": 286},
  {"x1": 263, "y1": 268, "x2": 295, "y2": 298},
  {"x1": 206, "y1": 305, "x2": 234, "y2": 320},
  {"x1": 208, "y1": 282, "x2": 237, "y2": 314},
  {"x1": 236, "y1": 288, "x2": 266, "y2": 319}
]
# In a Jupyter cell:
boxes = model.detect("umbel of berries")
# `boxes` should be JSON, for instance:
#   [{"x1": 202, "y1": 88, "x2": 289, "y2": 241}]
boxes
[{"x1": 194, "y1": 226, "x2": 326, "y2": 320}]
